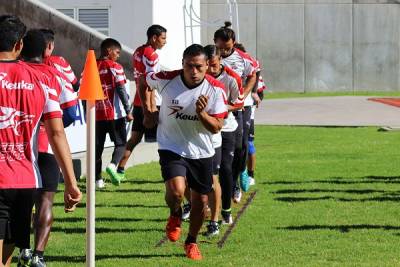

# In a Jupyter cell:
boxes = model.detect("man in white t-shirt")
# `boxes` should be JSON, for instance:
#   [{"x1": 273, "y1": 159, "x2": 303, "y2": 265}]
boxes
[{"x1": 141, "y1": 44, "x2": 227, "y2": 260}]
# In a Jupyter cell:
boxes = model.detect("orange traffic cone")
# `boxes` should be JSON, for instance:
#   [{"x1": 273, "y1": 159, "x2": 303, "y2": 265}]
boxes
[{"x1": 79, "y1": 50, "x2": 106, "y2": 101}]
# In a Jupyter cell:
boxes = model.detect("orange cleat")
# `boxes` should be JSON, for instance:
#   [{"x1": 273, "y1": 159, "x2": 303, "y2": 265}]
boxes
[
  {"x1": 184, "y1": 243, "x2": 202, "y2": 260},
  {"x1": 166, "y1": 215, "x2": 182, "y2": 242}
]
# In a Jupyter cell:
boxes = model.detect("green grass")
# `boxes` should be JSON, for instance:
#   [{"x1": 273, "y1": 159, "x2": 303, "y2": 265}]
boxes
[
  {"x1": 13, "y1": 126, "x2": 400, "y2": 266},
  {"x1": 266, "y1": 91, "x2": 400, "y2": 99}
]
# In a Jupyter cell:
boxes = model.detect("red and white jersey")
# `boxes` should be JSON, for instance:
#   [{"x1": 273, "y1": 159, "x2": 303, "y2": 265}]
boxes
[
  {"x1": 26, "y1": 63, "x2": 78, "y2": 154},
  {"x1": 0, "y1": 60, "x2": 62, "y2": 189},
  {"x1": 43, "y1": 55, "x2": 78, "y2": 85},
  {"x1": 146, "y1": 70, "x2": 227, "y2": 159},
  {"x1": 257, "y1": 75, "x2": 267, "y2": 93},
  {"x1": 132, "y1": 44, "x2": 162, "y2": 106},
  {"x1": 95, "y1": 59, "x2": 127, "y2": 121}
]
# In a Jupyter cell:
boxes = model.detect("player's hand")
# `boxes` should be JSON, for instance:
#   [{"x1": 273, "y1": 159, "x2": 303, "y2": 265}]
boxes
[
  {"x1": 252, "y1": 92, "x2": 261, "y2": 108},
  {"x1": 196, "y1": 95, "x2": 208, "y2": 114},
  {"x1": 126, "y1": 113, "x2": 134, "y2": 122},
  {"x1": 64, "y1": 184, "x2": 82, "y2": 213}
]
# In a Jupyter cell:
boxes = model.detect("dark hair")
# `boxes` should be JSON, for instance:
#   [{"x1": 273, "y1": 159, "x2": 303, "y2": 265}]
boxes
[
  {"x1": 146, "y1": 24, "x2": 167, "y2": 40},
  {"x1": 182, "y1": 44, "x2": 206, "y2": 59},
  {"x1": 100, "y1": 38, "x2": 121, "y2": 56},
  {"x1": 213, "y1": 21, "x2": 235, "y2": 42},
  {"x1": 20, "y1": 29, "x2": 46, "y2": 59},
  {"x1": 204, "y1": 44, "x2": 220, "y2": 59},
  {"x1": 234, "y1": 42, "x2": 246, "y2": 52},
  {"x1": 0, "y1": 15, "x2": 27, "y2": 52},
  {"x1": 39, "y1": 28, "x2": 55, "y2": 44}
]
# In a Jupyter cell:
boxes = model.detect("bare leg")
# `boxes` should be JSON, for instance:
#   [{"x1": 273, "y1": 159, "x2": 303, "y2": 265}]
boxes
[
  {"x1": 247, "y1": 153, "x2": 256, "y2": 175},
  {"x1": 2, "y1": 242, "x2": 14, "y2": 267},
  {"x1": 34, "y1": 191, "x2": 55, "y2": 252},
  {"x1": 118, "y1": 131, "x2": 144, "y2": 169},
  {"x1": 184, "y1": 185, "x2": 191, "y2": 204},
  {"x1": 188, "y1": 190, "x2": 208, "y2": 238},
  {"x1": 208, "y1": 175, "x2": 221, "y2": 222},
  {"x1": 165, "y1": 176, "x2": 186, "y2": 216}
]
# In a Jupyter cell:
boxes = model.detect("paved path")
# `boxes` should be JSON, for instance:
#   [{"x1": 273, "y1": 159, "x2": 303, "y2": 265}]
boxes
[{"x1": 255, "y1": 96, "x2": 400, "y2": 127}]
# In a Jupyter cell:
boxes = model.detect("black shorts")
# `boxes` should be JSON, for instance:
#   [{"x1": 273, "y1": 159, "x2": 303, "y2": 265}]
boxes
[
  {"x1": 212, "y1": 146, "x2": 222, "y2": 175},
  {"x1": 249, "y1": 119, "x2": 255, "y2": 142},
  {"x1": 38, "y1": 152, "x2": 60, "y2": 192},
  {"x1": 158, "y1": 150, "x2": 213, "y2": 194},
  {"x1": 0, "y1": 189, "x2": 34, "y2": 248},
  {"x1": 132, "y1": 106, "x2": 158, "y2": 142}
]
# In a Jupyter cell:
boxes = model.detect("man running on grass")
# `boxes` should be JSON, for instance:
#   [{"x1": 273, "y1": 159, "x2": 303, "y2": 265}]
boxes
[{"x1": 141, "y1": 44, "x2": 227, "y2": 260}]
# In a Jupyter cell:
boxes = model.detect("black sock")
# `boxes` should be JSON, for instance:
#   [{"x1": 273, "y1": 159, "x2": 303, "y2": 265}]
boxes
[
  {"x1": 33, "y1": 250, "x2": 44, "y2": 257},
  {"x1": 185, "y1": 234, "x2": 196, "y2": 244},
  {"x1": 171, "y1": 207, "x2": 182, "y2": 217},
  {"x1": 117, "y1": 167, "x2": 125, "y2": 174},
  {"x1": 248, "y1": 170, "x2": 254, "y2": 177}
]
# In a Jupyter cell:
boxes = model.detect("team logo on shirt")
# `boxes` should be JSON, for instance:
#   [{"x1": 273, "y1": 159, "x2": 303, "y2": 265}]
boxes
[
  {"x1": 168, "y1": 105, "x2": 183, "y2": 116},
  {"x1": 0, "y1": 106, "x2": 35, "y2": 136},
  {"x1": 0, "y1": 72, "x2": 7, "y2": 81},
  {"x1": 168, "y1": 105, "x2": 199, "y2": 121},
  {"x1": 0, "y1": 72, "x2": 34, "y2": 91}
]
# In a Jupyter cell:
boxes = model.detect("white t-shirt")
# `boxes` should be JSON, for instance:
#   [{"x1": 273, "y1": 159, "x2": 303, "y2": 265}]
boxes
[{"x1": 146, "y1": 70, "x2": 227, "y2": 159}]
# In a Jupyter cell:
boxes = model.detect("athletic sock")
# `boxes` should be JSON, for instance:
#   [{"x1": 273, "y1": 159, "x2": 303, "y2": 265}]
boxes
[
  {"x1": 33, "y1": 250, "x2": 44, "y2": 257},
  {"x1": 117, "y1": 167, "x2": 125, "y2": 174},
  {"x1": 171, "y1": 206, "x2": 183, "y2": 218},
  {"x1": 248, "y1": 170, "x2": 254, "y2": 177},
  {"x1": 185, "y1": 234, "x2": 197, "y2": 244}
]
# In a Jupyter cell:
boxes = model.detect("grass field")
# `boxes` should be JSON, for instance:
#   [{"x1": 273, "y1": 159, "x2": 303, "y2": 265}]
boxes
[{"x1": 13, "y1": 126, "x2": 400, "y2": 266}]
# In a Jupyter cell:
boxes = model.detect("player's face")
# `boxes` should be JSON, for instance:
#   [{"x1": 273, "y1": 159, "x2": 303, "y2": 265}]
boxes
[
  {"x1": 108, "y1": 47, "x2": 121, "y2": 61},
  {"x1": 155, "y1": 32, "x2": 167, "y2": 49},
  {"x1": 207, "y1": 56, "x2": 221, "y2": 77},
  {"x1": 182, "y1": 54, "x2": 208, "y2": 87},
  {"x1": 214, "y1": 38, "x2": 234, "y2": 58}
]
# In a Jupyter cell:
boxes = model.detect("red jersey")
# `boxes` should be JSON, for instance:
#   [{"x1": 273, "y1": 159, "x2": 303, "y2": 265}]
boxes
[
  {"x1": 26, "y1": 63, "x2": 78, "y2": 154},
  {"x1": 132, "y1": 44, "x2": 160, "y2": 106},
  {"x1": 95, "y1": 59, "x2": 127, "y2": 121},
  {"x1": 43, "y1": 55, "x2": 78, "y2": 84},
  {"x1": 0, "y1": 60, "x2": 62, "y2": 189}
]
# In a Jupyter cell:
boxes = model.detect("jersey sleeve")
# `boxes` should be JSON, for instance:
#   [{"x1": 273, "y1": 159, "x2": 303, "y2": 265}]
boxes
[
  {"x1": 242, "y1": 58, "x2": 256, "y2": 79},
  {"x1": 40, "y1": 81, "x2": 62, "y2": 120},
  {"x1": 109, "y1": 63, "x2": 127, "y2": 87},
  {"x1": 56, "y1": 74, "x2": 78, "y2": 109},
  {"x1": 229, "y1": 76, "x2": 244, "y2": 108},
  {"x1": 207, "y1": 86, "x2": 228, "y2": 119},
  {"x1": 143, "y1": 47, "x2": 159, "y2": 74},
  {"x1": 145, "y1": 70, "x2": 180, "y2": 92}
]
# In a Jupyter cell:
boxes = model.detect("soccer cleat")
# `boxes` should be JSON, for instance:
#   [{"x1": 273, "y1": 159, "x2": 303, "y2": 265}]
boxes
[
  {"x1": 17, "y1": 249, "x2": 32, "y2": 267},
  {"x1": 106, "y1": 163, "x2": 121, "y2": 186},
  {"x1": 184, "y1": 243, "x2": 202, "y2": 260},
  {"x1": 166, "y1": 215, "x2": 182, "y2": 242},
  {"x1": 182, "y1": 203, "x2": 191, "y2": 221},
  {"x1": 117, "y1": 171, "x2": 126, "y2": 181},
  {"x1": 249, "y1": 176, "x2": 255, "y2": 186},
  {"x1": 95, "y1": 178, "x2": 106, "y2": 189},
  {"x1": 221, "y1": 210, "x2": 233, "y2": 225},
  {"x1": 240, "y1": 169, "x2": 250, "y2": 192},
  {"x1": 31, "y1": 255, "x2": 46, "y2": 267},
  {"x1": 233, "y1": 186, "x2": 242, "y2": 203},
  {"x1": 204, "y1": 221, "x2": 220, "y2": 238}
]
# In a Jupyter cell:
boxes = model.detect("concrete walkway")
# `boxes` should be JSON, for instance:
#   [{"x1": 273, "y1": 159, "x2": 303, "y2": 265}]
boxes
[{"x1": 255, "y1": 96, "x2": 400, "y2": 127}]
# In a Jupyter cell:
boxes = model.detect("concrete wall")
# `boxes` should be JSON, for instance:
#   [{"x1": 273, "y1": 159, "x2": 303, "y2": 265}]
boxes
[{"x1": 201, "y1": 0, "x2": 400, "y2": 92}]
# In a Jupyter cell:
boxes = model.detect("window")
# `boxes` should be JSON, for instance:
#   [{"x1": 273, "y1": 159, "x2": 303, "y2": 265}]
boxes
[{"x1": 57, "y1": 8, "x2": 109, "y2": 36}]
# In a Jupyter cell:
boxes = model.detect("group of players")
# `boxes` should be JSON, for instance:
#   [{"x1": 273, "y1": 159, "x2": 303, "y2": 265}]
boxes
[{"x1": 0, "y1": 13, "x2": 266, "y2": 266}]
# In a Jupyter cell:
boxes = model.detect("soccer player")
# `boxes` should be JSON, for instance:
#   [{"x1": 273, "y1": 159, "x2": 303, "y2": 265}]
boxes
[
  {"x1": 95, "y1": 38, "x2": 133, "y2": 188},
  {"x1": 141, "y1": 44, "x2": 227, "y2": 260},
  {"x1": 204, "y1": 45, "x2": 244, "y2": 233},
  {"x1": 19, "y1": 29, "x2": 78, "y2": 267},
  {"x1": 0, "y1": 15, "x2": 81, "y2": 267},
  {"x1": 214, "y1": 22, "x2": 257, "y2": 203},
  {"x1": 40, "y1": 29, "x2": 80, "y2": 92},
  {"x1": 112, "y1": 25, "x2": 167, "y2": 181}
]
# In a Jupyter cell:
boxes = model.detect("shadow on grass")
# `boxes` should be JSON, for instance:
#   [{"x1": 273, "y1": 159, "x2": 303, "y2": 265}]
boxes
[
  {"x1": 278, "y1": 224, "x2": 400, "y2": 233},
  {"x1": 77, "y1": 187, "x2": 162, "y2": 193},
  {"x1": 38, "y1": 253, "x2": 183, "y2": 263},
  {"x1": 273, "y1": 189, "x2": 387, "y2": 194},
  {"x1": 123, "y1": 179, "x2": 164, "y2": 185},
  {"x1": 56, "y1": 217, "x2": 165, "y2": 223},
  {"x1": 53, "y1": 203, "x2": 165, "y2": 209},
  {"x1": 274, "y1": 195, "x2": 400, "y2": 202},
  {"x1": 262, "y1": 176, "x2": 400, "y2": 185},
  {"x1": 51, "y1": 226, "x2": 164, "y2": 234}
]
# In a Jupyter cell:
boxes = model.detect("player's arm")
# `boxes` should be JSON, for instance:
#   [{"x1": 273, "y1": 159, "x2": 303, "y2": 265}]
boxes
[
  {"x1": 251, "y1": 71, "x2": 261, "y2": 107},
  {"x1": 196, "y1": 95, "x2": 223, "y2": 134},
  {"x1": 243, "y1": 72, "x2": 257, "y2": 99},
  {"x1": 115, "y1": 84, "x2": 133, "y2": 120},
  {"x1": 44, "y1": 118, "x2": 82, "y2": 212},
  {"x1": 139, "y1": 74, "x2": 158, "y2": 128}
]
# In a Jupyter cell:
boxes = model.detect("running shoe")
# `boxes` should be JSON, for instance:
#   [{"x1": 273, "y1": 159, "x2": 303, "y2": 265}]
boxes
[
  {"x1": 233, "y1": 186, "x2": 242, "y2": 203},
  {"x1": 182, "y1": 203, "x2": 191, "y2": 221},
  {"x1": 221, "y1": 210, "x2": 233, "y2": 225},
  {"x1": 106, "y1": 163, "x2": 121, "y2": 186},
  {"x1": 17, "y1": 249, "x2": 32, "y2": 267},
  {"x1": 95, "y1": 178, "x2": 106, "y2": 189},
  {"x1": 31, "y1": 255, "x2": 46, "y2": 267},
  {"x1": 117, "y1": 171, "x2": 126, "y2": 181},
  {"x1": 240, "y1": 169, "x2": 250, "y2": 192},
  {"x1": 204, "y1": 221, "x2": 220, "y2": 237},
  {"x1": 184, "y1": 243, "x2": 202, "y2": 260},
  {"x1": 249, "y1": 176, "x2": 255, "y2": 186},
  {"x1": 166, "y1": 215, "x2": 182, "y2": 242}
]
